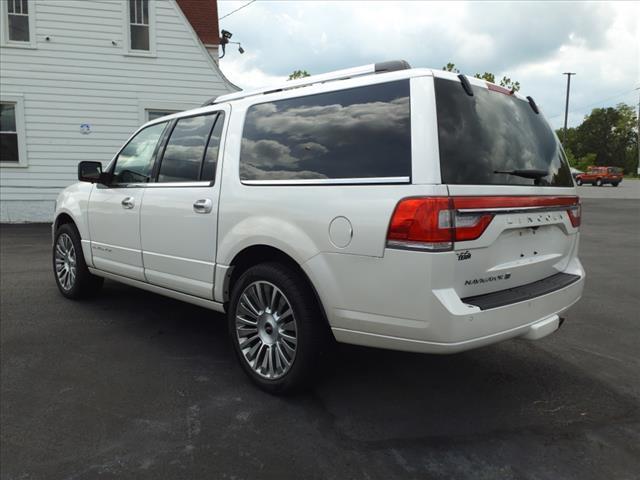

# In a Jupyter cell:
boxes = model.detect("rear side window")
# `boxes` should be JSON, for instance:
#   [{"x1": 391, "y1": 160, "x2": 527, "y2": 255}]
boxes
[
  {"x1": 158, "y1": 114, "x2": 217, "y2": 183},
  {"x1": 240, "y1": 80, "x2": 411, "y2": 181},
  {"x1": 435, "y1": 78, "x2": 573, "y2": 187}
]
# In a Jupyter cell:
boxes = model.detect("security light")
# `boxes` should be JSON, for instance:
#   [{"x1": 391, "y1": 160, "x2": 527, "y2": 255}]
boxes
[{"x1": 219, "y1": 30, "x2": 245, "y2": 58}]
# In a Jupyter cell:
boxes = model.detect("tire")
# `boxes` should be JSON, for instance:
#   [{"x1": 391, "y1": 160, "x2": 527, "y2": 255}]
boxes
[
  {"x1": 53, "y1": 223, "x2": 104, "y2": 299},
  {"x1": 576, "y1": 178, "x2": 583, "y2": 186},
  {"x1": 612, "y1": 182, "x2": 619, "y2": 187},
  {"x1": 227, "y1": 262, "x2": 330, "y2": 394},
  {"x1": 595, "y1": 178, "x2": 603, "y2": 187}
]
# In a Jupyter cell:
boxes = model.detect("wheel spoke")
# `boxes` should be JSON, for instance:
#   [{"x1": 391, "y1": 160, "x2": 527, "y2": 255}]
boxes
[
  {"x1": 240, "y1": 333, "x2": 260, "y2": 348},
  {"x1": 236, "y1": 314, "x2": 257, "y2": 327},
  {"x1": 280, "y1": 331, "x2": 297, "y2": 345},
  {"x1": 267, "y1": 346, "x2": 275, "y2": 377},
  {"x1": 239, "y1": 294, "x2": 260, "y2": 319},
  {"x1": 276, "y1": 344, "x2": 291, "y2": 367},
  {"x1": 280, "y1": 337, "x2": 296, "y2": 355},
  {"x1": 247, "y1": 338, "x2": 263, "y2": 361},
  {"x1": 260, "y1": 344, "x2": 269, "y2": 373},
  {"x1": 253, "y1": 283, "x2": 267, "y2": 311},
  {"x1": 269, "y1": 285, "x2": 279, "y2": 311},
  {"x1": 277, "y1": 308, "x2": 292, "y2": 324}
]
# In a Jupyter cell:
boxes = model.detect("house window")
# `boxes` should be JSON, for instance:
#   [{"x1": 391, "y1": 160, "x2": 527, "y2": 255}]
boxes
[
  {"x1": 129, "y1": 0, "x2": 150, "y2": 51},
  {"x1": 0, "y1": 103, "x2": 19, "y2": 162},
  {"x1": 0, "y1": 97, "x2": 27, "y2": 167},
  {"x1": 147, "y1": 109, "x2": 180, "y2": 122},
  {"x1": 7, "y1": 0, "x2": 30, "y2": 42}
]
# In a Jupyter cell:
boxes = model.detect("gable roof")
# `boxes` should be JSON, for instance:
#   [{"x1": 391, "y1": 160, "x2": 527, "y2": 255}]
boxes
[{"x1": 175, "y1": 0, "x2": 220, "y2": 45}]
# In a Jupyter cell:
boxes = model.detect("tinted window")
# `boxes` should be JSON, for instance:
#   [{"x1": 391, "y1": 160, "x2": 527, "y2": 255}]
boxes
[
  {"x1": 201, "y1": 113, "x2": 225, "y2": 182},
  {"x1": 158, "y1": 114, "x2": 216, "y2": 183},
  {"x1": 240, "y1": 80, "x2": 411, "y2": 181},
  {"x1": 113, "y1": 122, "x2": 166, "y2": 184},
  {"x1": 435, "y1": 78, "x2": 572, "y2": 187}
]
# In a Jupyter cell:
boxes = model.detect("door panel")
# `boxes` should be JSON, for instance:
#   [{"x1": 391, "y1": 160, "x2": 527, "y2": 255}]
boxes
[
  {"x1": 139, "y1": 110, "x2": 227, "y2": 299},
  {"x1": 140, "y1": 186, "x2": 218, "y2": 298},
  {"x1": 88, "y1": 186, "x2": 146, "y2": 280},
  {"x1": 87, "y1": 121, "x2": 169, "y2": 281}
]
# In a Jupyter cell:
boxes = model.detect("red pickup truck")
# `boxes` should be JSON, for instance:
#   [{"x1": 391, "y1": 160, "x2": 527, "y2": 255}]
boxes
[{"x1": 575, "y1": 166, "x2": 623, "y2": 187}]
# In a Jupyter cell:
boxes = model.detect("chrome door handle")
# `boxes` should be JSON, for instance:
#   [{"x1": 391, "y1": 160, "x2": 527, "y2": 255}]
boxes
[
  {"x1": 121, "y1": 197, "x2": 135, "y2": 209},
  {"x1": 193, "y1": 198, "x2": 213, "y2": 214}
]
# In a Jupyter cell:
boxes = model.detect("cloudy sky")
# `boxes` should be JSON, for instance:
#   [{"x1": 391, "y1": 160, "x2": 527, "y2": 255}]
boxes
[{"x1": 217, "y1": 1, "x2": 639, "y2": 128}]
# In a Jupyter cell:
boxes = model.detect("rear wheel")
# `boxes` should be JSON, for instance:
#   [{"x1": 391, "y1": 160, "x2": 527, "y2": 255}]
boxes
[
  {"x1": 576, "y1": 178, "x2": 583, "y2": 186},
  {"x1": 53, "y1": 224, "x2": 103, "y2": 299},
  {"x1": 595, "y1": 178, "x2": 603, "y2": 187},
  {"x1": 227, "y1": 262, "x2": 329, "y2": 394},
  {"x1": 612, "y1": 182, "x2": 619, "y2": 187}
]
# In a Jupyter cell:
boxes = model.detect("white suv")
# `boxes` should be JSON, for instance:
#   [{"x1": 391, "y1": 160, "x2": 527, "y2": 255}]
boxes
[{"x1": 53, "y1": 61, "x2": 585, "y2": 393}]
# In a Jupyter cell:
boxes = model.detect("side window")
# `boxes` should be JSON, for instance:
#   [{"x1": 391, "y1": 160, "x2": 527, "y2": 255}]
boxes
[
  {"x1": 112, "y1": 122, "x2": 167, "y2": 184},
  {"x1": 239, "y1": 80, "x2": 411, "y2": 181},
  {"x1": 201, "y1": 113, "x2": 225, "y2": 182},
  {"x1": 6, "y1": 0, "x2": 30, "y2": 42},
  {"x1": 157, "y1": 114, "x2": 216, "y2": 183},
  {"x1": 129, "y1": 0, "x2": 150, "y2": 51},
  {"x1": 0, "y1": 102, "x2": 19, "y2": 162}
]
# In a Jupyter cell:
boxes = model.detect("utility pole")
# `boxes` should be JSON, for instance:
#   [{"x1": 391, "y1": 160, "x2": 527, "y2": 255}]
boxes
[
  {"x1": 562, "y1": 72, "x2": 576, "y2": 146},
  {"x1": 636, "y1": 87, "x2": 639, "y2": 175}
]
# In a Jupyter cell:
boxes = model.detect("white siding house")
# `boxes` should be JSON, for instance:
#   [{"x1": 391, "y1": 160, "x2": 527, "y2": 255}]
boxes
[{"x1": 0, "y1": 0, "x2": 236, "y2": 222}]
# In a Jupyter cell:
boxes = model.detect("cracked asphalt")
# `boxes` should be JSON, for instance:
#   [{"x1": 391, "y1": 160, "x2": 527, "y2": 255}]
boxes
[{"x1": 1, "y1": 198, "x2": 639, "y2": 480}]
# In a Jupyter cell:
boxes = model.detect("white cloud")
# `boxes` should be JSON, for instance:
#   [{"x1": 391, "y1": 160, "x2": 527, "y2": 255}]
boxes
[{"x1": 218, "y1": 1, "x2": 639, "y2": 127}]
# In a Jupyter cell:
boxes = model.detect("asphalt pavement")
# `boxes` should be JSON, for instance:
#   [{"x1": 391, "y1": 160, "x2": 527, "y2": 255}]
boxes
[{"x1": 1, "y1": 197, "x2": 639, "y2": 480}]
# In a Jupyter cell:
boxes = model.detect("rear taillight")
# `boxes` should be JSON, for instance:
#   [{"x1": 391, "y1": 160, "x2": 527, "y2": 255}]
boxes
[
  {"x1": 387, "y1": 196, "x2": 581, "y2": 251},
  {"x1": 567, "y1": 202, "x2": 581, "y2": 227},
  {"x1": 386, "y1": 197, "x2": 454, "y2": 251}
]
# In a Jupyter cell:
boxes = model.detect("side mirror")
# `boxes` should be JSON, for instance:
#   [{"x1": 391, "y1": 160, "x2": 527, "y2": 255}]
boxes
[{"x1": 78, "y1": 161, "x2": 105, "y2": 184}]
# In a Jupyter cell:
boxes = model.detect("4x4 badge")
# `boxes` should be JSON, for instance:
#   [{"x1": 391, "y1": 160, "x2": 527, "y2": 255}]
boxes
[{"x1": 457, "y1": 250, "x2": 471, "y2": 261}]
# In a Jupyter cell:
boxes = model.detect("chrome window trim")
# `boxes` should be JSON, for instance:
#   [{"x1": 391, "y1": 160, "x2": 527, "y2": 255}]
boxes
[
  {"x1": 241, "y1": 176, "x2": 411, "y2": 186},
  {"x1": 457, "y1": 205, "x2": 575, "y2": 214},
  {"x1": 146, "y1": 181, "x2": 212, "y2": 188}
]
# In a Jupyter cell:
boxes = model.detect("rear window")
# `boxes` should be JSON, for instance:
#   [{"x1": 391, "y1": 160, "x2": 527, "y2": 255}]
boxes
[
  {"x1": 240, "y1": 80, "x2": 411, "y2": 182},
  {"x1": 435, "y1": 78, "x2": 573, "y2": 187}
]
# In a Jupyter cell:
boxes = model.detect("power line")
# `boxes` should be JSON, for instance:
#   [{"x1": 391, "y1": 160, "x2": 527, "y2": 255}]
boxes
[
  {"x1": 547, "y1": 88, "x2": 637, "y2": 120},
  {"x1": 220, "y1": 0, "x2": 257, "y2": 21}
]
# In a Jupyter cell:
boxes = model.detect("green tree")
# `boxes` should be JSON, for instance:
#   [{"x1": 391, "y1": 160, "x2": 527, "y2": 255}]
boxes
[
  {"x1": 288, "y1": 70, "x2": 310, "y2": 80},
  {"x1": 561, "y1": 103, "x2": 638, "y2": 173},
  {"x1": 442, "y1": 62, "x2": 460, "y2": 73},
  {"x1": 474, "y1": 72, "x2": 496, "y2": 83},
  {"x1": 474, "y1": 72, "x2": 520, "y2": 91},
  {"x1": 442, "y1": 62, "x2": 521, "y2": 91}
]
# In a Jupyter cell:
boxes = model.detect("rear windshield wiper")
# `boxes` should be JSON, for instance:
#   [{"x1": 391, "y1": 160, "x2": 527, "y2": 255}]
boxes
[{"x1": 494, "y1": 169, "x2": 549, "y2": 179}]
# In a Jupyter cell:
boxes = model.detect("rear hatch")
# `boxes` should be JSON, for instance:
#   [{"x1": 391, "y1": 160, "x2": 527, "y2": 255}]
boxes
[{"x1": 435, "y1": 75, "x2": 579, "y2": 299}]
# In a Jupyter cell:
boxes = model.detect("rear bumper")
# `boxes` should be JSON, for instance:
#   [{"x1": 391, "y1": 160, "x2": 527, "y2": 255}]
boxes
[{"x1": 306, "y1": 251, "x2": 585, "y2": 354}]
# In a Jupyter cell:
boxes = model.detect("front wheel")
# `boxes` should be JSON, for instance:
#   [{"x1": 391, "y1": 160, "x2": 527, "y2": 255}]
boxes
[
  {"x1": 227, "y1": 262, "x2": 329, "y2": 394},
  {"x1": 53, "y1": 224, "x2": 103, "y2": 299}
]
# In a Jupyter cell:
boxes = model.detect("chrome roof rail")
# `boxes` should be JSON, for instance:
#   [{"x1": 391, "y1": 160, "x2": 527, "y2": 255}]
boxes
[{"x1": 202, "y1": 60, "x2": 411, "y2": 106}]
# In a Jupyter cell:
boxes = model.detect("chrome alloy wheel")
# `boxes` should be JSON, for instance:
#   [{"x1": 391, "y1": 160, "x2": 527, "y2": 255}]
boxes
[
  {"x1": 54, "y1": 233, "x2": 77, "y2": 291},
  {"x1": 235, "y1": 281, "x2": 298, "y2": 379}
]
